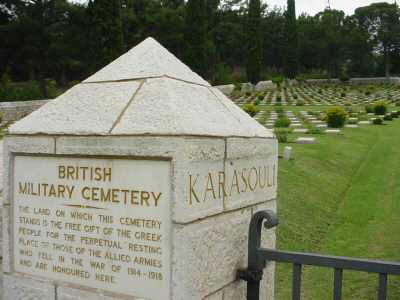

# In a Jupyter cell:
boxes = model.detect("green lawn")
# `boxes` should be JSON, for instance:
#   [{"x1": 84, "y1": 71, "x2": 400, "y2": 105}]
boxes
[{"x1": 275, "y1": 112, "x2": 400, "y2": 299}]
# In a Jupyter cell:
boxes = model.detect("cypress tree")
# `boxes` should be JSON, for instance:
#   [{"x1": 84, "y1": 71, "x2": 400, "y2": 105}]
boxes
[
  {"x1": 284, "y1": 0, "x2": 298, "y2": 78},
  {"x1": 246, "y1": 0, "x2": 262, "y2": 84},
  {"x1": 87, "y1": 0, "x2": 124, "y2": 72},
  {"x1": 184, "y1": 0, "x2": 208, "y2": 77}
]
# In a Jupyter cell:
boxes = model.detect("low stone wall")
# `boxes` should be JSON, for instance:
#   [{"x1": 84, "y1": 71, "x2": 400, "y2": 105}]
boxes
[
  {"x1": 0, "y1": 99, "x2": 50, "y2": 122},
  {"x1": 305, "y1": 77, "x2": 400, "y2": 85}
]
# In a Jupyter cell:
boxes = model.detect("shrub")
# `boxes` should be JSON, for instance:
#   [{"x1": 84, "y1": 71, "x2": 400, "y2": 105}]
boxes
[
  {"x1": 307, "y1": 126, "x2": 323, "y2": 134},
  {"x1": 274, "y1": 128, "x2": 289, "y2": 143},
  {"x1": 0, "y1": 79, "x2": 43, "y2": 101},
  {"x1": 275, "y1": 107, "x2": 284, "y2": 114},
  {"x1": 213, "y1": 63, "x2": 234, "y2": 85},
  {"x1": 341, "y1": 92, "x2": 346, "y2": 97},
  {"x1": 276, "y1": 95, "x2": 282, "y2": 102},
  {"x1": 295, "y1": 74, "x2": 306, "y2": 82},
  {"x1": 293, "y1": 94, "x2": 298, "y2": 99},
  {"x1": 272, "y1": 75, "x2": 284, "y2": 87},
  {"x1": 257, "y1": 94, "x2": 264, "y2": 101},
  {"x1": 274, "y1": 116, "x2": 291, "y2": 128},
  {"x1": 391, "y1": 111, "x2": 399, "y2": 118},
  {"x1": 383, "y1": 115, "x2": 393, "y2": 121},
  {"x1": 339, "y1": 73, "x2": 350, "y2": 83},
  {"x1": 243, "y1": 104, "x2": 260, "y2": 117},
  {"x1": 396, "y1": 102, "x2": 400, "y2": 107},
  {"x1": 46, "y1": 79, "x2": 57, "y2": 98},
  {"x1": 233, "y1": 83, "x2": 241, "y2": 91},
  {"x1": 296, "y1": 100, "x2": 305, "y2": 106},
  {"x1": 365, "y1": 104, "x2": 374, "y2": 114},
  {"x1": 326, "y1": 107, "x2": 347, "y2": 128},
  {"x1": 373, "y1": 118, "x2": 383, "y2": 125},
  {"x1": 373, "y1": 101, "x2": 388, "y2": 115}
]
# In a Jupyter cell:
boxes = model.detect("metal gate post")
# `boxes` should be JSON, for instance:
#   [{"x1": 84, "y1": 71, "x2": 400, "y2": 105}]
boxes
[{"x1": 238, "y1": 210, "x2": 278, "y2": 300}]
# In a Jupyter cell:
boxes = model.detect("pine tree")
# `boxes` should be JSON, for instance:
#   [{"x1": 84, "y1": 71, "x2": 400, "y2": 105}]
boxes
[
  {"x1": 246, "y1": 0, "x2": 262, "y2": 84},
  {"x1": 184, "y1": 0, "x2": 208, "y2": 77},
  {"x1": 87, "y1": 0, "x2": 124, "y2": 72},
  {"x1": 284, "y1": 0, "x2": 298, "y2": 78}
]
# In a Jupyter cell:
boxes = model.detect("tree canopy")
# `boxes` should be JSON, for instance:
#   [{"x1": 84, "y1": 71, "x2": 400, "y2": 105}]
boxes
[{"x1": 1, "y1": 0, "x2": 400, "y2": 93}]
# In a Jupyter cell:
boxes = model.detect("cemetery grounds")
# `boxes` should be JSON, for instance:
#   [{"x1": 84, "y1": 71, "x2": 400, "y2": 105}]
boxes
[{"x1": 232, "y1": 82, "x2": 400, "y2": 299}]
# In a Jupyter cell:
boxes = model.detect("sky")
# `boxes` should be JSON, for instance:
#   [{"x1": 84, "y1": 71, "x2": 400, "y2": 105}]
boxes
[{"x1": 266, "y1": 0, "x2": 395, "y2": 16}]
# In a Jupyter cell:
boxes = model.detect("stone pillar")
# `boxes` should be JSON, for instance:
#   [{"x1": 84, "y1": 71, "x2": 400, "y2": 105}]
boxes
[{"x1": 3, "y1": 38, "x2": 277, "y2": 300}]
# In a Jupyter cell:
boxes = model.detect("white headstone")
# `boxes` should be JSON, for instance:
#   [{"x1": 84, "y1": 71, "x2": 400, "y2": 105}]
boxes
[
  {"x1": 283, "y1": 146, "x2": 292, "y2": 161},
  {"x1": 215, "y1": 84, "x2": 235, "y2": 96},
  {"x1": 3, "y1": 38, "x2": 277, "y2": 300},
  {"x1": 296, "y1": 137, "x2": 316, "y2": 144}
]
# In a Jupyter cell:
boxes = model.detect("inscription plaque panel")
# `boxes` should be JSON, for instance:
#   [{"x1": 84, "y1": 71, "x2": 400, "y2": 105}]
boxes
[{"x1": 13, "y1": 155, "x2": 171, "y2": 300}]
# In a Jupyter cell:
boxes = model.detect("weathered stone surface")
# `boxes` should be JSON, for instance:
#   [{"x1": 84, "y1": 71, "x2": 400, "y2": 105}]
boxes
[
  {"x1": 57, "y1": 286, "x2": 138, "y2": 300},
  {"x1": 2, "y1": 136, "x2": 55, "y2": 205},
  {"x1": 4, "y1": 37, "x2": 278, "y2": 300},
  {"x1": 0, "y1": 99, "x2": 50, "y2": 122},
  {"x1": 84, "y1": 37, "x2": 209, "y2": 86},
  {"x1": 255, "y1": 80, "x2": 274, "y2": 91},
  {"x1": 203, "y1": 289, "x2": 224, "y2": 300},
  {"x1": 111, "y1": 78, "x2": 271, "y2": 138},
  {"x1": 172, "y1": 207, "x2": 252, "y2": 299},
  {"x1": 9, "y1": 81, "x2": 141, "y2": 135},
  {"x1": 3, "y1": 274, "x2": 56, "y2": 300},
  {"x1": 172, "y1": 200, "x2": 276, "y2": 299},
  {"x1": 214, "y1": 84, "x2": 235, "y2": 96},
  {"x1": 241, "y1": 82, "x2": 254, "y2": 94},
  {"x1": 224, "y1": 138, "x2": 277, "y2": 211},
  {"x1": 2, "y1": 204, "x2": 10, "y2": 272}
]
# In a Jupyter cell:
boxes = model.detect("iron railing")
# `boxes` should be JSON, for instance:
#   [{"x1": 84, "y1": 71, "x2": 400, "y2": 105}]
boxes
[{"x1": 238, "y1": 210, "x2": 400, "y2": 300}]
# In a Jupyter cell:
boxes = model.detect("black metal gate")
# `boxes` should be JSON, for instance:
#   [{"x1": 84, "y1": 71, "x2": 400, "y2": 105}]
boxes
[{"x1": 238, "y1": 210, "x2": 400, "y2": 300}]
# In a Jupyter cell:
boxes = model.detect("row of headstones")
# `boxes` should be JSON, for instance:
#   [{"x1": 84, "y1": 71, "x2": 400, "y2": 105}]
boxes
[
  {"x1": 259, "y1": 111, "x2": 342, "y2": 134},
  {"x1": 235, "y1": 85, "x2": 400, "y2": 106}
]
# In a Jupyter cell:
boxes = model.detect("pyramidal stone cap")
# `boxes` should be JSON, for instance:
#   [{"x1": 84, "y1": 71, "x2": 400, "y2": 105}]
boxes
[{"x1": 9, "y1": 37, "x2": 273, "y2": 138}]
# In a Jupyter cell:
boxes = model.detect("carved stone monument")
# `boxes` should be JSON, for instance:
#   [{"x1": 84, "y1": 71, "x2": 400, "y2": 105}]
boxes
[{"x1": 3, "y1": 38, "x2": 277, "y2": 300}]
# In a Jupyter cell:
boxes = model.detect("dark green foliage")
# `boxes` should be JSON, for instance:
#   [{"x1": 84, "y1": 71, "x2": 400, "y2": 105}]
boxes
[
  {"x1": 274, "y1": 116, "x2": 291, "y2": 128},
  {"x1": 272, "y1": 75, "x2": 284, "y2": 87},
  {"x1": 87, "y1": 0, "x2": 124, "y2": 73},
  {"x1": 243, "y1": 103, "x2": 260, "y2": 117},
  {"x1": 373, "y1": 118, "x2": 383, "y2": 125},
  {"x1": 383, "y1": 114, "x2": 393, "y2": 121},
  {"x1": 283, "y1": 0, "x2": 298, "y2": 78},
  {"x1": 391, "y1": 111, "x2": 399, "y2": 118},
  {"x1": 0, "y1": 80, "x2": 42, "y2": 101},
  {"x1": 340, "y1": 73, "x2": 350, "y2": 82},
  {"x1": 274, "y1": 128, "x2": 289, "y2": 143},
  {"x1": 296, "y1": 100, "x2": 304, "y2": 106},
  {"x1": 326, "y1": 107, "x2": 347, "y2": 128},
  {"x1": 184, "y1": 0, "x2": 208, "y2": 77},
  {"x1": 1, "y1": 0, "x2": 400, "y2": 93},
  {"x1": 373, "y1": 101, "x2": 388, "y2": 115},
  {"x1": 355, "y1": 3, "x2": 400, "y2": 78},
  {"x1": 246, "y1": 0, "x2": 262, "y2": 84},
  {"x1": 365, "y1": 104, "x2": 374, "y2": 113}
]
